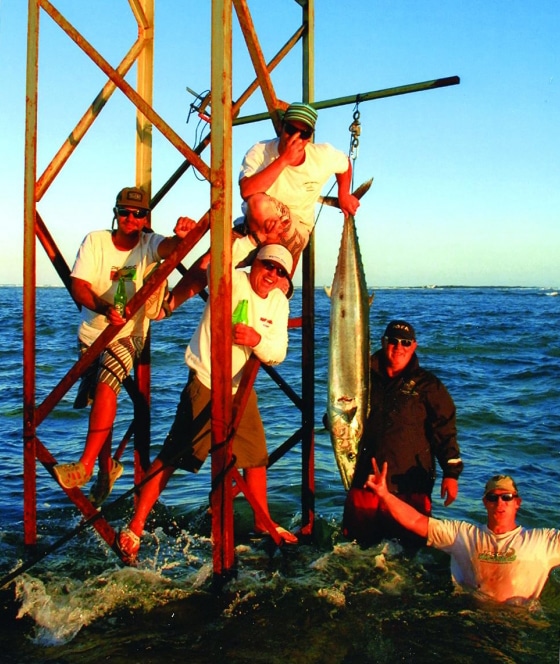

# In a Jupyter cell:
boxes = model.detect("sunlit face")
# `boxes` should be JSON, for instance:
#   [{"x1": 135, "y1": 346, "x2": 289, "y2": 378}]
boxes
[
  {"x1": 278, "y1": 120, "x2": 314, "y2": 151},
  {"x1": 382, "y1": 336, "x2": 417, "y2": 376},
  {"x1": 245, "y1": 194, "x2": 291, "y2": 245},
  {"x1": 114, "y1": 206, "x2": 149, "y2": 236},
  {"x1": 483, "y1": 490, "x2": 521, "y2": 530},
  {"x1": 249, "y1": 259, "x2": 287, "y2": 298}
]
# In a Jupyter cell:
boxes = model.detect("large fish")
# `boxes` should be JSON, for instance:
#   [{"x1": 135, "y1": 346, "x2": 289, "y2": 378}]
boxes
[{"x1": 324, "y1": 180, "x2": 373, "y2": 490}]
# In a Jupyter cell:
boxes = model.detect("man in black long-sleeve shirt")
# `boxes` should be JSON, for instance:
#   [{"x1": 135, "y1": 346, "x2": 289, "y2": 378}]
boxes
[{"x1": 343, "y1": 320, "x2": 463, "y2": 548}]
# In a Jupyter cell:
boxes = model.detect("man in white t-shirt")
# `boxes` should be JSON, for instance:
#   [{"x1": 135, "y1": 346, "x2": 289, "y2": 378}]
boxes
[
  {"x1": 53, "y1": 187, "x2": 196, "y2": 507},
  {"x1": 364, "y1": 459, "x2": 560, "y2": 603},
  {"x1": 238, "y1": 102, "x2": 361, "y2": 263},
  {"x1": 116, "y1": 242, "x2": 298, "y2": 563}
]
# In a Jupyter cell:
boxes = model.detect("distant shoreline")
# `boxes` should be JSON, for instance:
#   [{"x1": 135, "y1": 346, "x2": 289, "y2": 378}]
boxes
[{"x1": 2, "y1": 284, "x2": 558, "y2": 291}]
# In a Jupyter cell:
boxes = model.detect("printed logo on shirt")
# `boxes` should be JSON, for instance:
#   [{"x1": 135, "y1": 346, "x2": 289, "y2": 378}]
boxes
[
  {"x1": 303, "y1": 180, "x2": 319, "y2": 192},
  {"x1": 260, "y1": 317, "x2": 273, "y2": 327},
  {"x1": 111, "y1": 265, "x2": 137, "y2": 282},
  {"x1": 478, "y1": 548, "x2": 517, "y2": 564},
  {"x1": 400, "y1": 379, "x2": 419, "y2": 397}
]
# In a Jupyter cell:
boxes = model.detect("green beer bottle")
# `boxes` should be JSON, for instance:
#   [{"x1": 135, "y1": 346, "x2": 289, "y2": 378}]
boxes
[
  {"x1": 114, "y1": 277, "x2": 127, "y2": 317},
  {"x1": 232, "y1": 299, "x2": 249, "y2": 325}
]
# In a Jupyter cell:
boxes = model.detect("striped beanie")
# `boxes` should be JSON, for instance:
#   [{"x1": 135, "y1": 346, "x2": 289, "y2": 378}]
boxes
[{"x1": 282, "y1": 102, "x2": 318, "y2": 130}]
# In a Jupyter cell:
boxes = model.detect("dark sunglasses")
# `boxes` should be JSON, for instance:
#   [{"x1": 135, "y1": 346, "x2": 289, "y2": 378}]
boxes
[
  {"x1": 115, "y1": 207, "x2": 149, "y2": 219},
  {"x1": 485, "y1": 492, "x2": 518, "y2": 502},
  {"x1": 261, "y1": 260, "x2": 287, "y2": 279},
  {"x1": 384, "y1": 336, "x2": 414, "y2": 348},
  {"x1": 283, "y1": 123, "x2": 313, "y2": 140}
]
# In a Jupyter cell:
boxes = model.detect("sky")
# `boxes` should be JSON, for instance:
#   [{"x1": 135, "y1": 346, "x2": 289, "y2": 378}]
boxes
[{"x1": 1, "y1": 0, "x2": 559, "y2": 288}]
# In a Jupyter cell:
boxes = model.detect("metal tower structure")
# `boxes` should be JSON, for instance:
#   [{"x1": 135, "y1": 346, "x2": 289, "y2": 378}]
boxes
[{"x1": 22, "y1": 0, "x2": 459, "y2": 582}]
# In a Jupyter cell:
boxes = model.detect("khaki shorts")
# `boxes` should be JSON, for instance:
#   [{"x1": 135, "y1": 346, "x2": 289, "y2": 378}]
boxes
[{"x1": 158, "y1": 374, "x2": 268, "y2": 472}]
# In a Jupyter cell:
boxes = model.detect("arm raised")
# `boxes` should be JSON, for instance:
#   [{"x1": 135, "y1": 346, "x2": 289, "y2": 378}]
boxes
[{"x1": 365, "y1": 460, "x2": 429, "y2": 538}]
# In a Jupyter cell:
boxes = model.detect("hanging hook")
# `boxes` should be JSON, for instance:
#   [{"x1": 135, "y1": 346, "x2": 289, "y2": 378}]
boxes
[{"x1": 348, "y1": 101, "x2": 361, "y2": 162}]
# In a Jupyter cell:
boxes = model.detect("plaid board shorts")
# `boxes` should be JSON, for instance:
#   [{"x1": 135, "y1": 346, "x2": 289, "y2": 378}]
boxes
[{"x1": 157, "y1": 374, "x2": 268, "y2": 472}]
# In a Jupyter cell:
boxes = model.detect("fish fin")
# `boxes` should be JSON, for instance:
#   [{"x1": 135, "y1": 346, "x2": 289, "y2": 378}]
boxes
[
  {"x1": 319, "y1": 195, "x2": 339, "y2": 208},
  {"x1": 352, "y1": 178, "x2": 374, "y2": 200},
  {"x1": 369, "y1": 292, "x2": 375, "y2": 307},
  {"x1": 318, "y1": 178, "x2": 374, "y2": 209},
  {"x1": 324, "y1": 285, "x2": 332, "y2": 298}
]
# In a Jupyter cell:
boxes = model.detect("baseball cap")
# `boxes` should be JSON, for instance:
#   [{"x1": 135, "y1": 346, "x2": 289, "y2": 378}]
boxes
[
  {"x1": 383, "y1": 320, "x2": 416, "y2": 341},
  {"x1": 256, "y1": 243, "x2": 294, "y2": 297},
  {"x1": 115, "y1": 187, "x2": 150, "y2": 210},
  {"x1": 483, "y1": 475, "x2": 519, "y2": 497},
  {"x1": 282, "y1": 102, "x2": 318, "y2": 130}
]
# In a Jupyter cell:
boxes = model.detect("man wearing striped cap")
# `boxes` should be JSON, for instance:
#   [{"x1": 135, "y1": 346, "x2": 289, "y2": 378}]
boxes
[{"x1": 238, "y1": 102, "x2": 360, "y2": 263}]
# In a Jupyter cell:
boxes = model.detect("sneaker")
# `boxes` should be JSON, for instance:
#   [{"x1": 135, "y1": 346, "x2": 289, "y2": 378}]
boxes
[
  {"x1": 53, "y1": 461, "x2": 92, "y2": 489},
  {"x1": 116, "y1": 528, "x2": 140, "y2": 564},
  {"x1": 88, "y1": 459, "x2": 124, "y2": 508}
]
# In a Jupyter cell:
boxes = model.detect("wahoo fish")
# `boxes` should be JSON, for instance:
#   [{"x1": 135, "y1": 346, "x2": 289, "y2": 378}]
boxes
[{"x1": 324, "y1": 180, "x2": 373, "y2": 490}]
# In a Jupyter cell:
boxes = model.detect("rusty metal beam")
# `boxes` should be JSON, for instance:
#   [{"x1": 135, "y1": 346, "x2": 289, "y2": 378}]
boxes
[
  {"x1": 300, "y1": 0, "x2": 315, "y2": 537},
  {"x1": 210, "y1": 0, "x2": 235, "y2": 581},
  {"x1": 233, "y1": 0, "x2": 284, "y2": 133},
  {"x1": 23, "y1": 0, "x2": 40, "y2": 547},
  {"x1": 35, "y1": 212, "x2": 76, "y2": 302},
  {"x1": 133, "y1": 0, "x2": 155, "y2": 480},
  {"x1": 233, "y1": 75, "x2": 461, "y2": 126}
]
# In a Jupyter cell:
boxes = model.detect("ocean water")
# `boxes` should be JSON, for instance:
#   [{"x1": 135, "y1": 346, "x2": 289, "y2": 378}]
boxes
[{"x1": 1, "y1": 284, "x2": 560, "y2": 663}]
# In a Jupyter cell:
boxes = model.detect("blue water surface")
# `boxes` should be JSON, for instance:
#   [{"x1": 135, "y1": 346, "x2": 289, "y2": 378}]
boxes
[{"x1": 1, "y1": 285, "x2": 559, "y2": 663}]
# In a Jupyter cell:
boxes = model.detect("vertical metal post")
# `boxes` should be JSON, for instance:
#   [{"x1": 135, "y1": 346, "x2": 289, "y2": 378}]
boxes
[
  {"x1": 23, "y1": 0, "x2": 40, "y2": 546},
  {"x1": 133, "y1": 0, "x2": 155, "y2": 476},
  {"x1": 210, "y1": 0, "x2": 235, "y2": 580},
  {"x1": 300, "y1": 0, "x2": 316, "y2": 536},
  {"x1": 135, "y1": 0, "x2": 154, "y2": 192}
]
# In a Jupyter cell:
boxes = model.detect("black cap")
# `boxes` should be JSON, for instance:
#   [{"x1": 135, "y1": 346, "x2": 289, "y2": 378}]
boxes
[{"x1": 383, "y1": 320, "x2": 416, "y2": 341}]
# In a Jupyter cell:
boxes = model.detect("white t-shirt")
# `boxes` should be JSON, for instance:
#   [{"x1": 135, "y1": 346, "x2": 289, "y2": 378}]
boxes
[
  {"x1": 185, "y1": 238, "x2": 289, "y2": 391},
  {"x1": 428, "y1": 518, "x2": 560, "y2": 603},
  {"x1": 71, "y1": 229, "x2": 164, "y2": 345},
  {"x1": 239, "y1": 138, "x2": 349, "y2": 230}
]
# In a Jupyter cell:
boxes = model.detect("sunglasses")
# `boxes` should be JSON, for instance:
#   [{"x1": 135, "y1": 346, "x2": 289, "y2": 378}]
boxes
[
  {"x1": 384, "y1": 336, "x2": 414, "y2": 348},
  {"x1": 283, "y1": 123, "x2": 313, "y2": 140},
  {"x1": 115, "y1": 207, "x2": 149, "y2": 219},
  {"x1": 485, "y1": 492, "x2": 518, "y2": 502},
  {"x1": 261, "y1": 260, "x2": 288, "y2": 279}
]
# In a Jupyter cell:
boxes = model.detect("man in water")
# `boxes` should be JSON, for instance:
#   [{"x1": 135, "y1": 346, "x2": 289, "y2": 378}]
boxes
[
  {"x1": 116, "y1": 241, "x2": 298, "y2": 563},
  {"x1": 238, "y1": 101, "x2": 360, "y2": 263},
  {"x1": 343, "y1": 320, "x2": 463, "y2": 548},
  {"x1": 365, "y1": 460, "x2": 560, "y2": 603}
]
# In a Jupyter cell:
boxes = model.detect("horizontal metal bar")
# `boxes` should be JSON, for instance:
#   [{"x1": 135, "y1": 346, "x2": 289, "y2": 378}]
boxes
[{"x1": 233, "y1": 75, "x2": 460, "y2": 126}]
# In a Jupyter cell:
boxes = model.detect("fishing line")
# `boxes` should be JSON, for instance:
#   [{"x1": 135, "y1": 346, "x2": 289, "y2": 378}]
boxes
[{"x1": 314, "y1": 100, "x2": 362, "y2": 229}]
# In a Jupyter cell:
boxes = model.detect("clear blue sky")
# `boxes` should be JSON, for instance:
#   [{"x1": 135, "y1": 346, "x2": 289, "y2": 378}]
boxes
[{"x1": 1, "y1": 1, "x2": 559, "y2": 287}]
